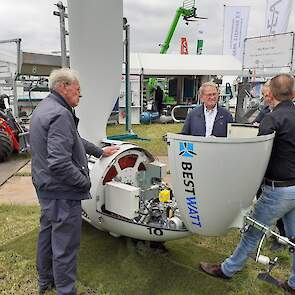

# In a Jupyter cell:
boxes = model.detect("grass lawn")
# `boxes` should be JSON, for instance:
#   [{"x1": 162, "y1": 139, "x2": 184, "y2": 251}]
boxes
[
  {"x1": 106, "y1": 123, "x2": 183, "y2": 156},
  {"x1": 0, "y1": 123, "x2": 291, "y2": 294},
  {"x1": 0, "y1": 204, "x2": 290, "y2": 294}
]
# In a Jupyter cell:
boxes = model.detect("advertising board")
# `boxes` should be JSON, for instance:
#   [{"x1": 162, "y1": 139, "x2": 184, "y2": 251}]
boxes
[{"x1": 243, "y1": 32, "x2": 294, "y2": 71}]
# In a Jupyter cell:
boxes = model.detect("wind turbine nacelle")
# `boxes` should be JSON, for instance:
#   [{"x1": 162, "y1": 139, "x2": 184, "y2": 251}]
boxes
[
  {"x1": 167, "y1": 132, "x2": 275, "y2": 236},
  {"x1": 68, "y1": 0, "x2": 275, "y2": 241}
]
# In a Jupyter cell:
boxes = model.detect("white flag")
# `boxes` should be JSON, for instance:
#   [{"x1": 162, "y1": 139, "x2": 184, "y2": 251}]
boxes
[
  {"x1": 223, "y1": 6, "x2": 250, "y2": 61},
  {"x1": 264, "y1": 0, "x2": 293, "y2": 35}
]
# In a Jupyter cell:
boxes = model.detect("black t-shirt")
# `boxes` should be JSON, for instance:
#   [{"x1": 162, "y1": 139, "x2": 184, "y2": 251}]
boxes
[{"x1": 258, "y1": 100, "x2": 295, "y2": 181}]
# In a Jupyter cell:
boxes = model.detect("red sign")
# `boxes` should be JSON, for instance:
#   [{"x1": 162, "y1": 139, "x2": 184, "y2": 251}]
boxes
[{"x1": 180, "y1": 37, "x2": 189, "y2": 55}]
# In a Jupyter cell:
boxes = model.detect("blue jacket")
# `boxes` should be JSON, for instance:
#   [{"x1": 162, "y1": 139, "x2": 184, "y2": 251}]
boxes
[
  {"x1": 30, "y1": 91, "x2": 102, "y2": 200},
  {"x1": 182, "y1": 104, "x2": 233, "y2": 137}
]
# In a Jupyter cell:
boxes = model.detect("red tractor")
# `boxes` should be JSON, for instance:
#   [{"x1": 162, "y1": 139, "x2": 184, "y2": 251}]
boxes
[{"x1": 0, "y1": 94, "x2": 29, "y2": 162}]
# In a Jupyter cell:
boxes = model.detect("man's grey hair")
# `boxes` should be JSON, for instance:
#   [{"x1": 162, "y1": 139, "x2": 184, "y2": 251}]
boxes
[
  {"x1": 270, "y1": 73, "x2": 294, "y2": 101},
  {"x1": 199, "y1": 82, "x2": 219, "y2": 96},
  {"x1": 48, "y1": 68, "x2": 80, "y2": 91}
]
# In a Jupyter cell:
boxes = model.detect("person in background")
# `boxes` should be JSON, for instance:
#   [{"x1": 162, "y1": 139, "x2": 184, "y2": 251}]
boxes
[
  {"x1": 200, "y1": 73, "x2": 295, "y2": 294},
  {"x1": 30, "y1": 68, "x2": 119, "y2": 295},
  {"x1": 155, "y1": 85, "x2": 164, "y2": 114},
  {"x1": 252, "y1": 82, "x2": 271, "y2": 125},
  {"x1": 182, "y1": 82, "x2": 233, "y2": 137},
  {"x1": 0, "y1": 94, "x2": 9, "y2": 110}
]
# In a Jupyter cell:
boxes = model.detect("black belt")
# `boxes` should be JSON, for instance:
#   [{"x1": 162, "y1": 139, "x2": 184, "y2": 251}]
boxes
[{"x1": 264, "y1": 178, "x2": 295, "y2": 187}]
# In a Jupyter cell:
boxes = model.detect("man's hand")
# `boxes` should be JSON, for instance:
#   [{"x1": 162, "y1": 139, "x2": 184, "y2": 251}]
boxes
[{"x1": 102, "y1": 145, "x2": 120, "y2": 157}]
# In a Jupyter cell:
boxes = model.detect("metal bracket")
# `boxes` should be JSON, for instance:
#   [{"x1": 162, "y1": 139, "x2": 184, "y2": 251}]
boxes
[{"x1": 245, "y1": 215, "x2": 295, "y2": 251}]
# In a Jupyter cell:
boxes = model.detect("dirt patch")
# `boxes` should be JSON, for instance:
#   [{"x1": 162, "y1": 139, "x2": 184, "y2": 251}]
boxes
[
  {"x1": 0, "y1": 176, "x2": 37, "y2": 205},
  {"x1": 0, "y1": 159, "x2": 30, "y2": 186}
]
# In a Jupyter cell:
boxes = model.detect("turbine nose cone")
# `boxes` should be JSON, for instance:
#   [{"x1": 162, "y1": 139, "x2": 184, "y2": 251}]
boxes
[{"x1": 167, "y1": 131, "x2": 275, "y2": 236}]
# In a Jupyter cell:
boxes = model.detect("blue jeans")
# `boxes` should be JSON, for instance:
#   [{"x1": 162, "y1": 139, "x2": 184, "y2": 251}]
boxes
[{"x1": 221, "y1": 184, "x2": 295, "y2": 288}]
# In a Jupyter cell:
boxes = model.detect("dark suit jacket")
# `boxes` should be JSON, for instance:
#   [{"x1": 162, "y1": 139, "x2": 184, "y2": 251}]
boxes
[{"x1": 182, "y1": 104, "x2": 233, "y2": 137}]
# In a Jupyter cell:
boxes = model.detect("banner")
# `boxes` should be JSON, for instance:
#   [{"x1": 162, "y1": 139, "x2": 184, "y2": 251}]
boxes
[
  {"x1": 264, "y1": 0, "x2": 293, "y2": 35},
  {"x1": 223, "y1": 6, "x2": 250, "y2": 61},
  {"x1": 180, "y1": 37, "x2": 189, "y2": 55}
]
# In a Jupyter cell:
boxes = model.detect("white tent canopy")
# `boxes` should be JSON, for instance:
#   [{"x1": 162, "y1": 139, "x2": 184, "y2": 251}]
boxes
[{"x1": 130, "y1": 53, "x2": 242, "y2": 76}]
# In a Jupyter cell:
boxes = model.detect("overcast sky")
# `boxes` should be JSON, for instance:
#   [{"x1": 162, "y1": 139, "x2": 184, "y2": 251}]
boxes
[{"x1": 0, "y1": 0, "x2": 294, "y2": 57}]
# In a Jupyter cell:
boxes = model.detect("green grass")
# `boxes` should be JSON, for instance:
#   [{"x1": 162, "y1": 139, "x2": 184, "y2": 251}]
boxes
[
  {"x1": 1, "y1": 124, "x2": 290, "y2": 294},
  {"x1": 106, "y1": 123, "x2": 183, "y2": 156},
  {"x1": 10, "y1": 152, "x2": 31, "y2": 161},
  {"x1": 14, "y1": 172, "x2": 32, "y2": 177},
  {"x1": 0, "y1": 204, "x2": 290, "y2": 294}
]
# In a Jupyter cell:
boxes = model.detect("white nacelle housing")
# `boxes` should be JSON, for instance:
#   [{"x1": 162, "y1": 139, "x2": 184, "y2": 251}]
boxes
[{"x1": 167, "y1": 131, "x2": 275, "y2": 236}]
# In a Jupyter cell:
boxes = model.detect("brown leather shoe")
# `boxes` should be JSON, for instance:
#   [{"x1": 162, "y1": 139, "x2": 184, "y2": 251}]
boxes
[
  {"x1": 277, "y1": 279, "x2": 295, "y2": 294},
  {"x1": 200, "y1": 262, "x2": 230, "y2": 279}
]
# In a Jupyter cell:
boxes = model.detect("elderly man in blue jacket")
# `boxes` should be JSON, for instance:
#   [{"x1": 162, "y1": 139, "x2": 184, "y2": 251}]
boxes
[
  {"x1": 182, "y1": 82, "x2": 233, "y2": 137},
  {"x1": 30, "y1": 68, "x2": 118, "y2": 295}
]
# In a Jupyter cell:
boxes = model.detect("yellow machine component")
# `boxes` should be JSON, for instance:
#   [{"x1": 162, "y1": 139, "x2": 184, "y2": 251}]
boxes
[{"x1": 159, "y1": 189, "x2": 171, "y2": 203}]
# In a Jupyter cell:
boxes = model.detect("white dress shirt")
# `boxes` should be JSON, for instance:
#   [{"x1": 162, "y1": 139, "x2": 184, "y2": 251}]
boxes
[{"x1": 204, "y1": 105, "x2": 217, "y2": 137}]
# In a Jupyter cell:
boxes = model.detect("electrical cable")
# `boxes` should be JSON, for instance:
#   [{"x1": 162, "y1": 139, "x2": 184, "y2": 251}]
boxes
[{"x1": 255, "y1": 233, "x2": 266, "y2": 263}]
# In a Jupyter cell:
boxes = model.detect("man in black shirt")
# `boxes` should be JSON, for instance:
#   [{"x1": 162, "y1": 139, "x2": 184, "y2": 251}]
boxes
[
  {"x1": 253, "y1": 81, "x2": 286, "y2": 244},
  {"x1": 199, "y1": 74, "x2": 295, "y2": 294}
]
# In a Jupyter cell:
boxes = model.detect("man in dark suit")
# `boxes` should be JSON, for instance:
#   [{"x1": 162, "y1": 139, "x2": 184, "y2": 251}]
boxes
[{"x1": 182, "y1": 82, "x2": 233, "y2": 137}]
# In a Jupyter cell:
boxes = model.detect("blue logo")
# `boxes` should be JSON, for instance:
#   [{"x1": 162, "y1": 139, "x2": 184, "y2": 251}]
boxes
[{"x1": 179, "y1": 142, "x2": 196, "y2": 158}]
